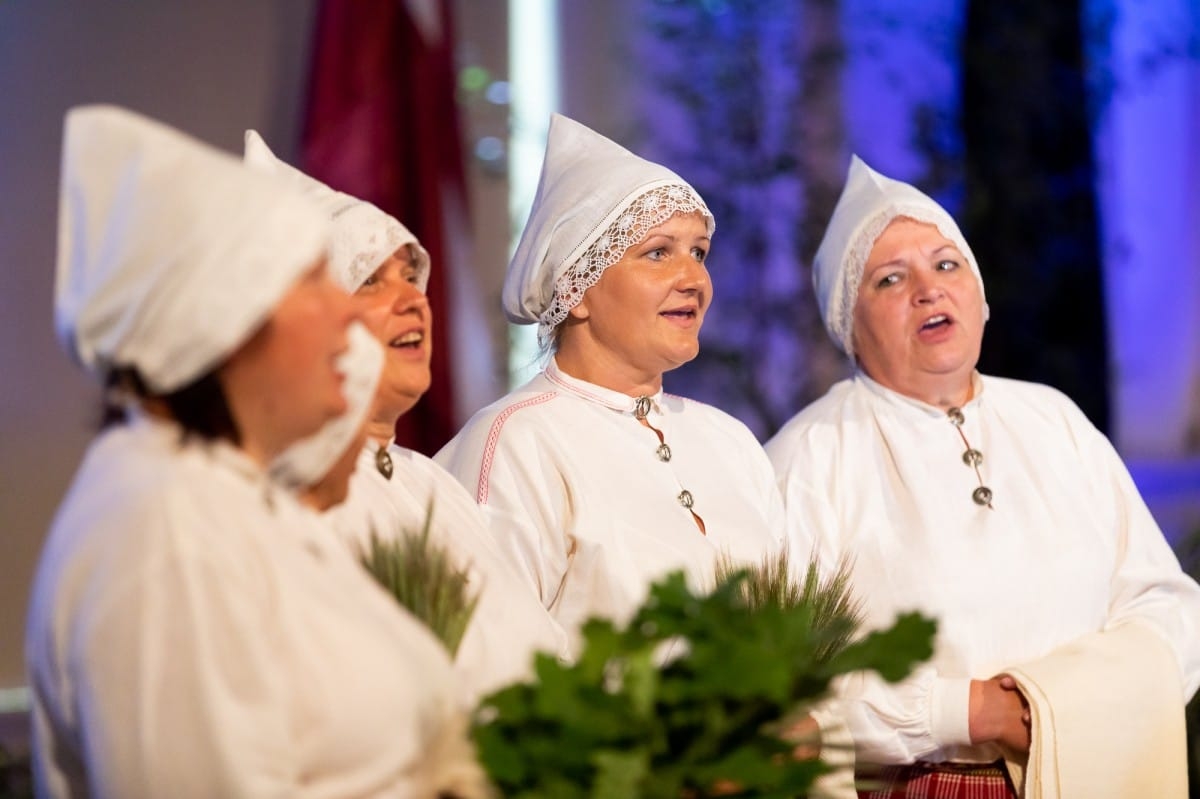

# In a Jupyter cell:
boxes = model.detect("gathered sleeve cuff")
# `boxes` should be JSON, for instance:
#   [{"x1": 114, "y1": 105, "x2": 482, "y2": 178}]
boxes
[
  {"x1": 833, "y1": 666, "x2": 974, "y2": 764},
  {"x1": 929, "y1": 675, "x2": 973, "y2": 750}
]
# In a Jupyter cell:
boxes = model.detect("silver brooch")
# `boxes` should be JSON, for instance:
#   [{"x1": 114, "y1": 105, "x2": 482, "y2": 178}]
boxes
[{"x1": 375, "y1": 447, "x2": 393, "y2": 480}]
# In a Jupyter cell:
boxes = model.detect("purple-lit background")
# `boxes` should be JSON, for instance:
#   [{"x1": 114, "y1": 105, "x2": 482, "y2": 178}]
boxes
[{"x1": 608, "y1": 0, "x2": 1199, "y2": 540}]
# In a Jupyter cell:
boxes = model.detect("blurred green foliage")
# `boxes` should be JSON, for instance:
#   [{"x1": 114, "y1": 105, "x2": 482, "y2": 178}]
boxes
[{"x1": 474, "y1": 569, "x2": 935, "y2": 798}]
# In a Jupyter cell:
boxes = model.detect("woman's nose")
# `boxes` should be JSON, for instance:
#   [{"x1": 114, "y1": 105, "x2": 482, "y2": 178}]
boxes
[
  {"x1": 676, "y1": 257, "x2": 710, "y2": 293},
  {"x1": 912, "y1": 271, "x2": 945, "y2": 304},
  {"x1": 392, "y1": 283, "x2": 430, "y2": 314}
]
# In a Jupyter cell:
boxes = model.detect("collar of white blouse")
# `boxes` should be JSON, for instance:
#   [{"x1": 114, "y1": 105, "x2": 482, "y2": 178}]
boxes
[{"x1": 544, "y1": 357, "x2": 665, "y2": 418}]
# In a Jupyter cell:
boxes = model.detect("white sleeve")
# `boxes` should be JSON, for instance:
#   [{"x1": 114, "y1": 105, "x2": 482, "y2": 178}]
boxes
[
  {"x1": 727, "y1": 414, "x2": 800, "y2": 564},
  {"x1": 757, "y1": 446, "x2": 800, "y2": 562},
  {"x1": 70, "y1": 516, "x2": 296, "y2": 797},
  {"x1": 1086, "y1": 426, "x2": 1200, "y2": 700},
  {"x1": 767, "y1": 435, "x2": 842, "y2": 575},
  {"x1": 438, "y1": 423, "x2": 572, "y2": 612},
  {"x1": 411, "y1": 458, "x2": 572, "y2": 694},
  {"x1": 831, "y1": 667, "x2": 973, "y2": 763}
]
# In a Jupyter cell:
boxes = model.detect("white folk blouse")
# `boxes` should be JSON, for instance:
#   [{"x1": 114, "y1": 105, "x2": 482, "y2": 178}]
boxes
[
  {"x1": 324, "y1": 443, "x2": 571, "y2": 702},
  {"x1": 766, "y1": 371, "x2": 1200, "y2": 766},
  {"x1": 26, "y1": 415, "x2": 463, "y2": 798},
  {"x1": 435, "y1": 359, "x2": 796, "y2": 651}
]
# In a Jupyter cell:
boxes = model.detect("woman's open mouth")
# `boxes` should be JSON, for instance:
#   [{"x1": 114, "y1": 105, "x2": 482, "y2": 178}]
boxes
[
  {"x1": 660, "y1": 308, "x2": 698, "y2": 321},
  {"x1": 920, "y1": 314, "x2": 951, "y2": 331},
  {"x1": 389, "y1": 330, "x2": 425, "y2": 350}
]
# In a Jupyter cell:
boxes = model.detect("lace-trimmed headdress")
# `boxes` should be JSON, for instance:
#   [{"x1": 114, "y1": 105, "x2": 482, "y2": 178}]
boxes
[
  {"x1": 272, "y1": 321, "x2": 382, "y2": 489},
  {"x1": 503, "y1": 114, "x2": 714, "y2": 344},
  {"x1": 55, "y1": 105, "x2": 329, "y2": 392},
  {"x1": 243, "y1": 130, "x2": 430, "y2": 293},
  {"x1": 813, "y1": 155, "x2": 988, "y2": 358}
]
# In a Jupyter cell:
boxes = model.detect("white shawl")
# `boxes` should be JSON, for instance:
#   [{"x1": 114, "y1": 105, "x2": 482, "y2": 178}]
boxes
[{"x1": 1005, "y1": 621, "x2": 1187, "y2": 798}]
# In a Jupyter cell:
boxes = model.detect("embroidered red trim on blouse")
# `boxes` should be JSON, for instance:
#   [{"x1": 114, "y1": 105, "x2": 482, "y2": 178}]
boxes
[{"x1": 477, "y1": 391, "x2": 557, "y2": 504}]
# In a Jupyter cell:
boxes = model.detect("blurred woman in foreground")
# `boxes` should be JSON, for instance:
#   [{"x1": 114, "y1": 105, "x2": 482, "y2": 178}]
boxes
[{"x1": 26, "y1": 106, "x2": 481, "y2": 798}]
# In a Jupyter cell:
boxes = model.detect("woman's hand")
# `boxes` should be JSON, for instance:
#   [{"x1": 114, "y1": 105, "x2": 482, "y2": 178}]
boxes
[
  {"x1": 783, "y1": 713, "x2": 822, "y2": 761},
  {"x1": 968, "y1": 675, "x2": 1030, "y2": 753}
]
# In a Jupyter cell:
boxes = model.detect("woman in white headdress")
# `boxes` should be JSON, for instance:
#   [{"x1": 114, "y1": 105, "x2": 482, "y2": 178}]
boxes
[
  {"x1": 26, "y1": 106, "x2": 485, "y2": 798},
  {"x1": 434, "y1": 114, "x2": 801, "y2": 648},
  {"x1": 765, "y1": 156, "x2": 1200, "y2": 797},
  {"x1": 244, "y1": 131, "x2": 569, "y2": 702}
]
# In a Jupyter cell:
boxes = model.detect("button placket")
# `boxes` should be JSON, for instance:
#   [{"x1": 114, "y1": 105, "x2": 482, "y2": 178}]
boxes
[
  {"x1": 633, "y1": 395, "x2": 704, "y2": 533},
  {"x1": 947, "y1": 406, "x2": 993, "y2": 509}
]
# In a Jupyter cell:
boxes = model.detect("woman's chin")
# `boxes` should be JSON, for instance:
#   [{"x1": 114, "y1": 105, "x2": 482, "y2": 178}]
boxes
[
  {"x1": 659, "y1": 345, "x2": 702, "y2": 374},
  {"x1": 381, "y1": 377, "x2": 431, "y2": 419}
]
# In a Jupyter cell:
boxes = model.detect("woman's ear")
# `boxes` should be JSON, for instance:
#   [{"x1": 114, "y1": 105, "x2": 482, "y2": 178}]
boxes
[{"x1": 567, "y1": 297, "x2": 590, "y2": 321}]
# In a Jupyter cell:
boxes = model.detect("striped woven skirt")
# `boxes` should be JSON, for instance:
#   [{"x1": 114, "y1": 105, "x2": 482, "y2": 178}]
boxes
[{"x1": 857, "y1": 760, "x2": 1018, "y2": 799}]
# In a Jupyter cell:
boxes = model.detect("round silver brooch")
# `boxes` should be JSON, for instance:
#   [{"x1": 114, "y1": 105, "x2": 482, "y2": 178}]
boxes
[{"x1": 375, "y1": 447, "x2": 394, "y2": 480}]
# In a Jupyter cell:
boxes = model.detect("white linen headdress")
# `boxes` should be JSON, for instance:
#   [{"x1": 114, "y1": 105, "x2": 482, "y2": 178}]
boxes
[
  {"x1": 503, "y1": 113, "x2": 714, "y2": 343},
  {"x1": 243, "y1": 130, "x2": 430, "y2": 293},
  {"x1": 271, "y1": 321, "x2": 382, "y2": 489},
  {"x1": 55, "y1": 105, "x2": 330, "y2": 392},
  {"x1": 813, "y1": 155, "x2": 988, "y2": 358}
]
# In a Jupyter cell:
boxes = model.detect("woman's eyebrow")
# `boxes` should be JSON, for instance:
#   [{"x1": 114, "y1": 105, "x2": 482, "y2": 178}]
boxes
[
  {"x1": 865, "y1": 257, "x2": 906, "y2": 274},
  {"x1": 642, "y1": 233, "x2": 712, "y2": 244}
]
